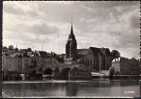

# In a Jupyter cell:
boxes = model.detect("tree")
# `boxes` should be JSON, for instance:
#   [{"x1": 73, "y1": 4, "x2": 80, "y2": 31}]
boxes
[
  {"x1": 9, "y1": 45, "x2": 14, "y2": 50},
  {"x1": 120, "y1": 57, "x2": 140, "y2": 75},
  {"x1": 44, "y1": 68, "x2": 53, "y2": 75},
  {"x1": 111, "y1": 50, "x2": 120, "y2": 60}
]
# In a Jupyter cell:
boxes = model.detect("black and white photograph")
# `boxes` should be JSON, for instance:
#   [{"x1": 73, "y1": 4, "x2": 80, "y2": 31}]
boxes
[{"x1": 2, "y1": 1, "x2": 141, "y2": 98}]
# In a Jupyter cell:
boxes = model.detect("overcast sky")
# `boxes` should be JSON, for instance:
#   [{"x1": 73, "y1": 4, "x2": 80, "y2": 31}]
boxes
[{"x1": 3, "y1": 1, "x2": 140, "y2": 58}]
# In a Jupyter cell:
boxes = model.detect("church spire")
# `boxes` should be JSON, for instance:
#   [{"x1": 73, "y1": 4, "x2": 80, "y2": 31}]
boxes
[
  {"x1": 70, "y1": 24, "x2": 73, "y2": 35},
  {"x1": 65, "y1": 23, "x2": 77, "y2": 62},
  {"x1": 68, "y1": 23, "x2": 75, "y2": 40}
]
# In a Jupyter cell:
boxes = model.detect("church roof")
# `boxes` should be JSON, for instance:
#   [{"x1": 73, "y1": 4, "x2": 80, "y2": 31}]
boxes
[
  {"x1": 77, "y1": 47, "x2": 111, "y2": 57},
  {"x1": 89, "y1": 47, "x2": 108, "y2": 56},
  {"x1": 89, "y1": 47, "x2": 101, "y2": 54},
  {"x1": 77, "y1": 49, "x2": 89, "y2": 55}
]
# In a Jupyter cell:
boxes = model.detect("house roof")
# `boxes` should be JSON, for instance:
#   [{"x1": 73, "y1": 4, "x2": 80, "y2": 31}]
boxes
[{"x1": 38, "y1": 51, "x2": 51, "y2": 58}]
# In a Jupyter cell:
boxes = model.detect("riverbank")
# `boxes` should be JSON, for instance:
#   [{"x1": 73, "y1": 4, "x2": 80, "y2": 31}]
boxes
[
  {"x1": 92, "y1": 75, "x2": 141, "y2": 79},
  {"x1": 3, "y1": 74, "x2": 141, "y2": 81},
  {"x1": 2, "y1": 78, "x2": 141, "y2": 84}
]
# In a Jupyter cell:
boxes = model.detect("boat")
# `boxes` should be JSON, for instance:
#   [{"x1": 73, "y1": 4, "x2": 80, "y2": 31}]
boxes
[
  {"x1": 91, "y1": 70, "x2": 110, "y2": 78},
  {"x1": 91, "y1": 72, "x2": 105, "y2": 77}
]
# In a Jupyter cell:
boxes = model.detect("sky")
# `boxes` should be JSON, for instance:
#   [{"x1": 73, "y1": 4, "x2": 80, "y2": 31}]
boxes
[{"x1": 3, "y1": 1, "x2": 140, "y2": 59}]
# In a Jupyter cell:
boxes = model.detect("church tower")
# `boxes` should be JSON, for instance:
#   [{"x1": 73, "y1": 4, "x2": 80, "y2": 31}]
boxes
[{"x1": 65, "y1": 24, "x2": 77, "y2": 64}]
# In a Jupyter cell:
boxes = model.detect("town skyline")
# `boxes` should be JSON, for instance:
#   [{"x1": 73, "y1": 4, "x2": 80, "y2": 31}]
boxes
[{"x1": 3, "y1": 1, "x2": 140, "y2": 58}]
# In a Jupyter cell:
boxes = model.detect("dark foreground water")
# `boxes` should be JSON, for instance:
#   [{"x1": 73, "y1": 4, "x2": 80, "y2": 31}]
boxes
[{"x1": 2, "y1": 79, "x2": 141, "y2": 98}]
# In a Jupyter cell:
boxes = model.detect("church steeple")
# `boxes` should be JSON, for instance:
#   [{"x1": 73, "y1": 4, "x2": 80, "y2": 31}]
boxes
[
  {"x1": 70, "y1": 24, "x2": 73, "y2": 35},
  {"x1": 65, "y1": 24, "x2": 77, "y2": 62},
  {"x1": 68, "y1": 24, "x2": 76, "y2": 41}
]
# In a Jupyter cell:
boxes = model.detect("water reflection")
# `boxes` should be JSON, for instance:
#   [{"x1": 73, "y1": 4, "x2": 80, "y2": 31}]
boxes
[
  {"x1": 2, "y1": 80, "x2": 140, "y2": 97},
  {"x1": 66, "y1": 83, "x2": 78, "y2": 96}
]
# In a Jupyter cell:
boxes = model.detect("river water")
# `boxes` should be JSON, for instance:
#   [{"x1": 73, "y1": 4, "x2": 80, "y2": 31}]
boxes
[{"x1": 2, "y1": 79, "x2": 141, "y2": 98}]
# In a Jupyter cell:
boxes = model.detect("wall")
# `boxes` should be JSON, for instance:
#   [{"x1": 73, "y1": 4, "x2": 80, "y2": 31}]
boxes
[
  {"x1": 3, "y1": 56, "x2": 20, "y2": 72},
  {"x1": 2, "y1": 56, "x2": 32, "y2": 73},
  {"x1": 2, "y1": 56, "x2": 61, "y2": 74},
  {"x1": 78, "y1": 50, "x2": 112, "y2": 72}
]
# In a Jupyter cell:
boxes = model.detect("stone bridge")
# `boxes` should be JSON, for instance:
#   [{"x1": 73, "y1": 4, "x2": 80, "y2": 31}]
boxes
[{"x1": 40, "y1": 63, "x2": 91, "y2": 80}]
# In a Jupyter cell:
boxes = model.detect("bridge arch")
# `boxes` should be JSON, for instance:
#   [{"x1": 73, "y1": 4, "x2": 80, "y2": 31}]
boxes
[
  {"x1": 44, "y1": 67, "x2": 53, "y2": 75},
  {"x1": 60, "y1": 68, "x2": 71, "y2": 80}
]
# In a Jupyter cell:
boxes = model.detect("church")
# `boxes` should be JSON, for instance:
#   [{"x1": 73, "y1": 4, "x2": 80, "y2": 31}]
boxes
[{"x1": 64, "y1": 24, "x2": 112, "y2": 72}]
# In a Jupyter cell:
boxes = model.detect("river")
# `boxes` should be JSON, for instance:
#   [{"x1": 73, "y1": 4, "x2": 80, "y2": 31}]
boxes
[{"x1": 2, "y1": 79, "x2": 141, "y2": 98}]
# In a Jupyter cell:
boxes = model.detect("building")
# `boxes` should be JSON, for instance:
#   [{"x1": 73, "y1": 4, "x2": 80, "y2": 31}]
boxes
[
  {"x1": 65, "y1": 24, "x2": 77, "y2": 64},
  {"x1": 77, "y1": 47, "x2": 112, "y2": 72},
  {"x1": 65, "y1": 25, "x2": 112, "y2": 72}
]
